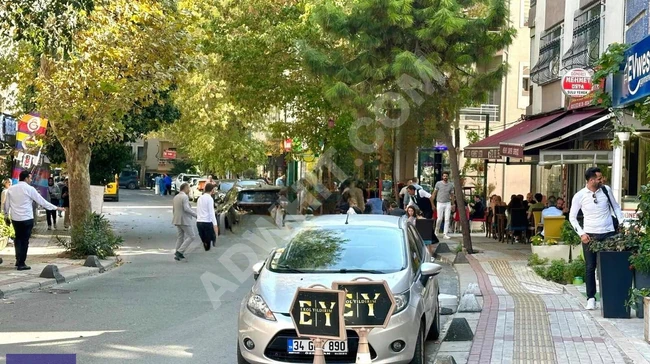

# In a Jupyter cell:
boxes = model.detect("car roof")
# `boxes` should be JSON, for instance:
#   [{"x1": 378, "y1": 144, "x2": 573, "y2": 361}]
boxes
[{"x1": 302, "y1": 214, "x2": 406, "y2": 229}]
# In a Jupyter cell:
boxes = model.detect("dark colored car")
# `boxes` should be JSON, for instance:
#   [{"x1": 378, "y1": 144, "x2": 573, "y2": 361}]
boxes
[
  {"x1": 118, "y1": 170, "x2": 140, "y2": 190},
  {"x1": 217, "y1": 182, "x2": 281, "y2": 233}
]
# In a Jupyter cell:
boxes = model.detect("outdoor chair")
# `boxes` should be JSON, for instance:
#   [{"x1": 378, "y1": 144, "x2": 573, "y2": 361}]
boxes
[
  {"x1": 542, "y1": 215, "x2": 566, "y2": 241},
  {"x1": 507, "y1": 208, "x2": 528, "y2": 244},
  {"x1": 528, "y1": 209, "x2": 543, "y2": 239},
  {"x1": 470, "y1": 210, "x2": 487, "y2": 233},
  {"x1": 494, "y1": 206, "x2": 507, "y2": 242}
]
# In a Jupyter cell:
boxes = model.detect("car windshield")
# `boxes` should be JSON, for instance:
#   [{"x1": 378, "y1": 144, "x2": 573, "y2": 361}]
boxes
[
  {"x1": 269, "y1": 227, "x2": 406, "y2": 273},
  {"x1": 219, "y1": 182, "x2": 235, "y2": 192},
  {"x1": 183, "y1": 175, "x2": 198, "y2": 181},
  {"x1": 238, "y1": 180, "x2": 262, "y2": 187}
]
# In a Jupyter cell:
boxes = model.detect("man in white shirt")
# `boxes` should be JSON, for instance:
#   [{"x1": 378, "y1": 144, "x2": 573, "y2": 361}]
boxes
[
  {"x1": 196, "y1": 183, "x2": 219, "y2": 251},
  {"x1": 569, "y1": 167, "x2": 623, "y2": 310},
  {"x1": 398, "y1": 179, "x2": 412, "y2": 209},
  {"x1": 540, "y1": 196, "x2": 563, "y2": 236},
  {"x1": 3, "y1": 171, "x2": 65, "y2": 270}
]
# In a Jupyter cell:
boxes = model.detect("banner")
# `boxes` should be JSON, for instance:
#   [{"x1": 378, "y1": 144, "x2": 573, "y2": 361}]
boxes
[{"x1": 12, "y1": 113, "x2": 49, "y2": 199}]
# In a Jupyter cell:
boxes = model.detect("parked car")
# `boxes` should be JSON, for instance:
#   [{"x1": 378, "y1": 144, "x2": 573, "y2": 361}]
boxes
[
  {"x1": 118, "y1": 170, "x2": 139, "y2": 190},
  {"x1": 189, "y1": 177, "x2": 209, "y2": 201},
  {"x1": 172, "y1": 173, "x2": 200, "y2": 193},
  {"x1": 103, "y1": 174, "x2": 119, "y2": 201},
  {"x1": 237, "y1": 214, "x2": 442, "y2": 364},
  {"x1": 217, "y1": 182, "x2": 281, "y2": 233}
]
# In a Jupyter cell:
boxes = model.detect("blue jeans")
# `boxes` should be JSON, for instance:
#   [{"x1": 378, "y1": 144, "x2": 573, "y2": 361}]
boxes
[{"x1": 583, "y1": 231, "x2": 617, "y2": 299}]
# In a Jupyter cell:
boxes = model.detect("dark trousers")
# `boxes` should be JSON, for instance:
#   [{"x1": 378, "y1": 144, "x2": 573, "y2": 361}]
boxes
[
  {"x1": 166, "y1": 186, "x2": 171, "y2": 195},
  {"x1": 583, "y1": 231, "x2": 617, "y2": 299},
  {"x1": 12, "y1": 219, "x2": 35, "y2": 267},
  {"x1": 197, "y1": 222, "x2": 216, "y2": 251},
  {"x1": 47, "y1": 199, "x2": 59, "y2": 226}
]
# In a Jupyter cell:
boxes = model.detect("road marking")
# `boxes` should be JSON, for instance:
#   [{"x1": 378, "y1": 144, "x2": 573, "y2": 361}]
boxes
[{"x1": 0, "y1": 331, "x2": 125, "y2": 345}]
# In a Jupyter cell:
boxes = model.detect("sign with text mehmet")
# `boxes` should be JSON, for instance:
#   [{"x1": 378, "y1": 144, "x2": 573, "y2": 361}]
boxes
[
  {"x1": 332, "y1": 280, "x2": 396, "y2": 328},
  {"x1": 613, "y1": 34, "x2": 650, "y2": 107},
  {"x1": 290, "y1": 288, "x2": 346, "y2": 341}
]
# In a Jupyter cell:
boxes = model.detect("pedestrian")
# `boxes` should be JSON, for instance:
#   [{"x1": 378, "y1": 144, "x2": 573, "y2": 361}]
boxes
[
  {"x1": 406, "y1": 205, "x2": 419, "y2": 225},
  {"x1": 3, "y1": 171, "x2": 65, "y2": 270},
  {"x1": 196, "y1": 183, "x2": 218, "y2": 251},
  {"x1": 46, "y1": 177, "x2": 61, "y2": 230},
  {"x1": 432, "y1": 172, "x2": 454, "y2": 239},
  {"x1": 158, "y1": 174, "x2": 166, "y2": 196},
  {"x1": 164, "y1": 174, "x2": 172, "y2": 196},
  {"x1": 154, "y1": 174, "x2": 161, "y2": 194},
  {"x1": 398, "y1": 180, "x2": 412, "y2": 209},
  {"x1": 1, "y1": 178, "x2": 11, "y2": 212},
  {"x1": 569, "y1": 167, "x2": 623, "y2": 310},
  {"x1": 388, "y1": 202, "x2": 406, "y2": 216},
  {"x1": 207, "y1": 175, "x2": 215, "y2": 186},
  {"x1": 56, "y1": 178, "x2": 65, "y2": 217},
  {"x1": 172, "y1": 182, "x2": 197, "y2": 261},
  {"x1": 275, "y1": 174, "x2": 285, "y2": 187},
  {"x1": 365, "y1": 190, "x2": 384, "y2": 214},
  {"x1": 60, "y1": 178, "x2": 71, "y2": 229},
  {"x1": 407, "y1": 185, "x2": 435, "y2": 220}
]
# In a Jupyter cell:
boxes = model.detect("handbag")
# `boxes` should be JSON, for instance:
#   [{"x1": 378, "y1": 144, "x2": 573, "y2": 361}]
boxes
[{"x1": 601, "y1": 186, "x2": 620, "y2": 232}]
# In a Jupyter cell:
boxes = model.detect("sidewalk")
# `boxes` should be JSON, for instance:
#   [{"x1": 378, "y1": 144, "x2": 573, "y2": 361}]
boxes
[
  {"x1": 0, "y1": 217, "x2": 118, "y2": 299},
  {"x1": 436, "y1": 234, "x2": 647, "y2": 364}
]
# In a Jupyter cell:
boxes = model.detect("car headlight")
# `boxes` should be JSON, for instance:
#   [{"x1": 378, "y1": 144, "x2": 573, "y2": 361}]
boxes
[
  {"x1": 393, "y1": 290, "x2": 410, "y2": 315},
  {"x1": 246, "y1": 293, "x2": 276, "y2": 321}
]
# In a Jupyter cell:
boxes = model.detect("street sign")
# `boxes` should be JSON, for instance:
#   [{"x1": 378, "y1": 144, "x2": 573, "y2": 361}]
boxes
[
  {"x1": 290, "y1": 287, "x2": 347, "y2": 341},
  {"x1": 561, "y1": 68, "x2": 593, "y2": 98},
  {"x1": 162, "y1": 150, "x2": 177, "y2": 159},
  {"x1": 332, "y1": 280, "x2": 396, "y2": 328}
]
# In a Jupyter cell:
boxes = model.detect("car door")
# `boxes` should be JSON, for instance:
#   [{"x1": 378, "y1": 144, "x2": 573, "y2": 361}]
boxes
[{"x1": 407, "y1": 226, "x2": 435, "y2": 328}]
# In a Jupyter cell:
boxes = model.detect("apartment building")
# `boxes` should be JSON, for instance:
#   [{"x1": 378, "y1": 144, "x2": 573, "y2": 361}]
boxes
[
  {"x1": 467, "y1": 0, "x2": 649, "y2": 220},
  {"x1": 130, "y1": 138, "x2": 179, "y2": 178}
]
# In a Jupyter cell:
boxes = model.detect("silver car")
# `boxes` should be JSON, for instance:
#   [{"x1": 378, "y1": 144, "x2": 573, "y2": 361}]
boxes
[{"x1": 237, "y1": 215, "x2": 443, "y2": 364}]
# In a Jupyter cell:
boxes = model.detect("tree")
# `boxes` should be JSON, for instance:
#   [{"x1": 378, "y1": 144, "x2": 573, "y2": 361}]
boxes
[
  {"x1": 1, "y1": 0, "x2": 190, "y2": 226},
  {"x1": 301, "y1": 0, "x2": 515, "y2": 252}
]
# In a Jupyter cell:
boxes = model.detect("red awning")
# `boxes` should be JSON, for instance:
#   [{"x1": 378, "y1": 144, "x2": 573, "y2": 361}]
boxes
[
  {"x1": 499, "y1": 109, "x2": 606, "y2": 158},
  {"x1": 463, "y1": 111, "x2": 565, "y2": 159}
]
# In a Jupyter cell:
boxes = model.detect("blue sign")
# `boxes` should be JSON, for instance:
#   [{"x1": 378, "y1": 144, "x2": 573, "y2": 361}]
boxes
[
  {"x1": 613, "y1": 34, "x2": 650, "y2": 107},
  {"x1": 7, "y1": 354, "x2": 76, "y2": 364}
]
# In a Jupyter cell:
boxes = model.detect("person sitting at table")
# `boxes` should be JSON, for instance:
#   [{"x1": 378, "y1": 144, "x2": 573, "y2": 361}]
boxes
[
  {"x1": 469, "y1": 194, "x2": 485, "y2": 220},
  {"x1": 540, "y1": 196, "x2": 564, "y2": 237}
]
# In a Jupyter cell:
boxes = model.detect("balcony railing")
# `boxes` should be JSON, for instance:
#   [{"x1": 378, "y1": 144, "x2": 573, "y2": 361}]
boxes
[{"x1": 460, "y1": 104, "x2": 500, "y2": 122}]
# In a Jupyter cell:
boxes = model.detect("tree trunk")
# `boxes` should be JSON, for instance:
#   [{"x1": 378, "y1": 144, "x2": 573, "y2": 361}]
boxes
[
  {"x1": 63, "y1": 142, "x2": 92, "y2": 227},
  {"x1": 140, "y1": 139, "x2": 148, "y2": 186},
  {"x1": 442, "y1": 128, "x2": 474, "y2": 254}
]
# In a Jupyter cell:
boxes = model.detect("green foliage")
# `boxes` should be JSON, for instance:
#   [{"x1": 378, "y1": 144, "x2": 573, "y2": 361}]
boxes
[
  {"x1": 169, "y1": 160, "x2": 199, "y2": 176},
  {"x1": 0, "y1": 213, "x2": 15, "y2": 239},
  {"x1": 560, "y1": 220, "x2": 581, "y2": 246},
  {"x1": 527, "y1": 253, "x2": 548, "y2": 266},
  {"x1": 626, "y1": 288, "x2": 650, "y2": 309},
  {"x1": 589, "y1": 229, "x2": 640, "y2": 253},
  {"x1": 530, "y1": 235, "x2": 544, "y2": 246},
  {"x1": 563, "y1": 256, "x2": 586, "y2": 284},
  {"x1": 57, "y1": 213, "x2": 123, "y2": 259}
]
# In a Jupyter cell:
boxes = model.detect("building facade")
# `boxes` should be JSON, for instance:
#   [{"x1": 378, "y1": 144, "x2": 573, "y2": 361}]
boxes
[{"x1": 130, "y1": 138, "x2": 179, "y2": 177}]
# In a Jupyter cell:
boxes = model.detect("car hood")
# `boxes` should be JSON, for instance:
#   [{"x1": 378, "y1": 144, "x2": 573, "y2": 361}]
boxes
[{"x1": 253, "y1": 269, "x2": 411, "y2": 313}]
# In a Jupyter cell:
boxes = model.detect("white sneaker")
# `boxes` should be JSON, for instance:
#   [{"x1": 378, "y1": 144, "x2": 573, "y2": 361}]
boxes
[
  {"x1": 586, "y1": 298, "x2": 596, "y2": 310},
  {"x1": 443, "y1": 235, "x2": 451, "y2": 240}
]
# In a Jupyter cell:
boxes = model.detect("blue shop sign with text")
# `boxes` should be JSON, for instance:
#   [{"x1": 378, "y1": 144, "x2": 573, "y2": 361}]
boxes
[{"x1": 613, "y1": 34, "x2": 650, "y2": 107}]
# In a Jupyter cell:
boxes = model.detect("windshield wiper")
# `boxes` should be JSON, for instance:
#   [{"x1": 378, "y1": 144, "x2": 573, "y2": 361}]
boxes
[
  {"x1": 338, "y1": 268, "x2": 386, "y2": 274},
  {"x1": 276, "y1": 264, "x2": 306, "y2": 273}
]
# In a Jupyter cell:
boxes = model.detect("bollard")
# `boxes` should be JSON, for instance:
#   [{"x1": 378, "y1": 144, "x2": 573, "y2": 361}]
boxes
[{"x1": 645, "y1": 297, "x2": 650, "y2": 343}]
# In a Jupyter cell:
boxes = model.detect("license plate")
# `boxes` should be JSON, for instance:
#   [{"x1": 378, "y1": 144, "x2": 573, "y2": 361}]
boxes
[{"x1": 287, "y1": 339, "x2": 348, "y2": 354}]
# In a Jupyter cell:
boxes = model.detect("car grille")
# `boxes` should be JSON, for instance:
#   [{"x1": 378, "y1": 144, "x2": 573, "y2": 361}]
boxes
[{"x1": 264, "y1": 329, "x2": 377, "y2": 363}]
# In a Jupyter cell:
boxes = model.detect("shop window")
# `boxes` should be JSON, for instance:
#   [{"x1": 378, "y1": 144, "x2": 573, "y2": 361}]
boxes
[
  {"x1": 562, "y1": 6, "x2": 601, "y2": 70},
  {"x1": 531, "y1": 25, "x2": 563, "y2": 85}
]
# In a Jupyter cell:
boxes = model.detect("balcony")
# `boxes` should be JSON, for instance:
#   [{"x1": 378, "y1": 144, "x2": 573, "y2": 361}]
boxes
[{"x1": 460, "y1": 104, "x2": 500, "y2": 122}]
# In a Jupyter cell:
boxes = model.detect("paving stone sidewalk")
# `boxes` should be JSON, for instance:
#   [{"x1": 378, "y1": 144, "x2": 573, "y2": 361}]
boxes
[{"x1": 445, "y1": 235, "x2": 647, "y2": 364}]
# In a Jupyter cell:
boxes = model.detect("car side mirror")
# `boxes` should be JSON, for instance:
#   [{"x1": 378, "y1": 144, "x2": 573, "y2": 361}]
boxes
[
  {"x1": 253, "y1": 260, "x2": 265, "y2": 280},
  {"x1": 420, "y1": 262, "x2": 443, "y2": 277}
]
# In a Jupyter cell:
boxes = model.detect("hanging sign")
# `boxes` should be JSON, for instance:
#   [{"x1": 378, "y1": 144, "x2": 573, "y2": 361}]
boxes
[
  {"x1": 561, "y1": 68, "x2": 593, "y2": 98},
  {"x1": 162, "y1": 150, "x2": 177, "y2": 159}
]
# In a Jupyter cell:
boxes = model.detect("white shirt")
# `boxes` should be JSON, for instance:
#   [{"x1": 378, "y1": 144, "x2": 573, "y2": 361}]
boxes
[
  {"x1": 196, "y1": 193, "x2": 218, "y2": 226},
  {"x1": 569, "y1": 185, "x2": 623, "y2": 236},
  {"x1": 3, "y1": 182, "x2": 58, "y2": 221},
  {"x1": 407, "y1": 189, "x2": 432, "y2": 207}
]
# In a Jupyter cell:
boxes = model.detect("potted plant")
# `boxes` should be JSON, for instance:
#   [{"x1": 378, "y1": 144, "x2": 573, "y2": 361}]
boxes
[
  {"x1": 0, "y1": 212, "x2": 14, "y2": 250},
  {"x1": 626, "y1": 288, "x2": 650, "y2": 319},
  {"x1": 590, "y1": 230, "x2": 639, "y2": 318},
  {"x1": 530, "y1": 235, "x2": 570, "y2": 261},
  {"x1": 560, "y1": 220, "x2": 582, "y2": 261}
]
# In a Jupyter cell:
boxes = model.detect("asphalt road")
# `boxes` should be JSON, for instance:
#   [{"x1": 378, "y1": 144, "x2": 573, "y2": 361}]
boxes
[{"x1": 0, "y1": 188, "x2": 459, "y2": 364}]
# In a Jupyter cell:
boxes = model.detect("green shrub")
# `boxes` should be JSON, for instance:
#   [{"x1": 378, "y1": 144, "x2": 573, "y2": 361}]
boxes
[
  {"x1": 0, "y1": 213, "x2": 15, "y2": 239},
  {"x1": 560, "y1": 221, "x2": 580, "y2": 246},
  {"x1": 527, "y1": 253, "x2": 548, "y2": 266},
  {"x1": 563, "y1": 256, "x2": 586, "y2": 284},
  {"x1": 545, "y1": 259, "x2": 568, "y2": 284},
  {"x1": 58, "y1": 213, "x2": 123, "y2": 259}
]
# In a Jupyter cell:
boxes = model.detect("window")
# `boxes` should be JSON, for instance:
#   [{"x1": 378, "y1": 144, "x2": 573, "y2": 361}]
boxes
[
  {"x1": 562, "y1": 6, "x2": 601, "y2": 70},
  {"x1": 406, "y1": 229, "x2": 422, "y2": 275},
  {"x1": 136, "y1": 146, "x2": 145, "y2": 161},
  {"x1": 531, "y1": 25, "x2": 563, "y2": 85},
  {"x1": 521, "y1": 0, "x2": 531, "y2": 27},
  {"x1": 522, "y1": 66, "x2": 530, "y2": 96}
]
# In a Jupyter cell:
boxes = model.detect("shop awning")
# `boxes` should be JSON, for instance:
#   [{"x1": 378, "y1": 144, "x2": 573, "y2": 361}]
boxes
[
  {"x1": 499, "y1": 109, "x2": 607, "y2": 158},
  {"x1": 464, "y1": 111, "x2": 565, "y2": 159}
]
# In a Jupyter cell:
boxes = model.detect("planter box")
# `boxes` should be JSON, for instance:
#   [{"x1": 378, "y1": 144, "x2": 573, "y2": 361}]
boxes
[
  {"x1": 531, "y1": 244, "x2": 570, "y2": 262},
  {"x1": 636, "y1": 270, "x2": 650, "y2": 290},
  {"x1": 570, "y1": 245, "x2": 583, "y2": 261},
  {"x1": 598, "y1": 251, "x2": 633, "y2": 318}
]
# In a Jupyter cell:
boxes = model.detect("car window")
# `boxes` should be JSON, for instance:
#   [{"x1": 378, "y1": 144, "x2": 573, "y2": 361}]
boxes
[
  {"x1": 238, "y1": 180, "x2": 262, "y2": 187},
  {"x1": 220, "y1": 182, "x2": 235, "y2": 192},
  {"x1": 407, "y1": 226, "x2": 425, "y2": 258},
  {"x1": 238, "y1": 190, "x2": 278, "y2": 203},
  {"x1": 406, "y1": 229, "x2": 422, "y2": 275},
  {"x1": 269, "y1": 227, "x2": 406, "y2": 273}
]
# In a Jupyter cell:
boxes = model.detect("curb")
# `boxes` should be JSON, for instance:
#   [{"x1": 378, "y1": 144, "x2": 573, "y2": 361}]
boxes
[{"x1": 0, "y1": 259, "x2": 118, "y2": 299}]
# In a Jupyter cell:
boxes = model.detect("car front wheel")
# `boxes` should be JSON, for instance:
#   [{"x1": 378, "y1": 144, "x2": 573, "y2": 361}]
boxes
[
  {"x1": 127, "y1": 182, "x2": 136, "y2": 190},
  {"x1": 409, "y1": 322, "x2": 425, "y2": 364}
]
